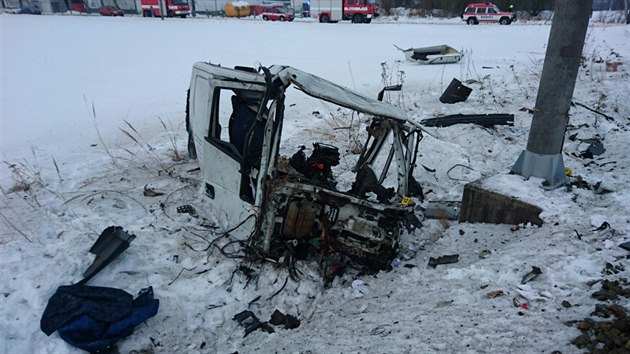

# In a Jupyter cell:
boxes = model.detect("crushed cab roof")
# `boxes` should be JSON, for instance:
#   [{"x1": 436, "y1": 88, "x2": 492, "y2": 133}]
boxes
[{"x1": 193, "y1": 62, "x2": 409, "y2": 122}]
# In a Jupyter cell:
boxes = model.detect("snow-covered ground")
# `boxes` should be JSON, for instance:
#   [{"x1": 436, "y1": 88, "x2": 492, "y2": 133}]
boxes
[{"x1": 1, "y1": 14, "x2": 629, "y2": 354}]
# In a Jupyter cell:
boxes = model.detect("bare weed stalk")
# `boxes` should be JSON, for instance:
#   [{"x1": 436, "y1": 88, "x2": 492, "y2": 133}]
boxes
[
  {"x1": 0, "y1": 211, "x2": 33, "y2": 242},
  {"x1": 120, "y1": 120, "x2": 170, "y2": 172},
  {"x1": 3, "y1": 151, "x2": 44, "y2": 193},
  {"x1": 63, "y1": 190, "x2": 148, "y2": 213},
  {"x1": 347, "y1": 61, "x2": 357, "y2": 90},
  {"x1": 308, "y1": 108, "x2": 364, "y2": 155},
  {"x1": 158, "y1": 117, "x2": 183, "y2": 162},
  {"x1": 510, "y1": 64, "x2": 530, "y2": 99},
  {"x1": 84, "y1": 96, "x2": 120, "y2": 168},
  {"x1": 0, "y1": 189, "x2": 34, "y2": 242},
  {"x1": 52, "y1": 157, "x2": 63, "y2": 182},
  {"x1": 460, "y1": 48, "x2": 475, "y2": 81},
  {"x1": 380, "y1": 60, "x2": 406, "y2": 109}
]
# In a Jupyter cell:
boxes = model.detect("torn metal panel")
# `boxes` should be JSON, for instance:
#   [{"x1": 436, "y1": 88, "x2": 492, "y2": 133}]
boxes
[
  {"x1": 281, "y1": 66, "x2": 408, "y2": 121},
  {"x1": 439, "y1": 79, "x2": 472, "y2": 104}
]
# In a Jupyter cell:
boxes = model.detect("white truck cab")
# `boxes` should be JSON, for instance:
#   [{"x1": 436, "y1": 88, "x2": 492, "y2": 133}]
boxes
[{"x1": 186, "y1": 63, "x2": 424, "y2": 271}]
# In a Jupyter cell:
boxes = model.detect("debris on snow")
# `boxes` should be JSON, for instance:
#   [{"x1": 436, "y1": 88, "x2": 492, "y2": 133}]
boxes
[
  {"x1": 420, "y1": 113, "x2": 514, "y2": 127},
  {"x1": 233, "y1": 310, "x2": 274, "y2": 337},
  {"x1": 439, "y1": 78, "x2": 472, "y2": 104},
  {"x1": 428, "y1": 254, "x2": 460, "y2": 268},
  {"x1": 520, "y1": 266, "x2": 543, "y2": 285},
  {"x1": 80, "y1": 226, "x2": 136, "y2": 285},
  {"x1": 269, "y1": 309, "x2": 300, "y2": 330}
]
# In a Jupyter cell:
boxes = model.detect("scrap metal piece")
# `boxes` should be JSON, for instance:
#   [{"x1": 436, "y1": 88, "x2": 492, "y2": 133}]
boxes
[
  {"x1": 487, "y1": 290, "x2": 504, "y2": 298},
  {"x1": 479, "y1": 250, "x2": 492, "y2": 259},
  {"x1": 421, "y1": 113, "x2": 515, "y2": 127},
  {"x1": 143, "y1": 185, "x2": 164, "y2": 197},
  {"x1": 520, "y1": 266, "x2": 542, "y2": 284},
  {"x1": 377, "y1": 84, "x2": 402, "y2": 102},
  {"x1": 79, "y1": 226, "x2": 136, "y2": 285},
  {"x1": 428, "y1": 254, "x2": 459, "y2": 268},
  {"x1": 424, "y1": 200, "x2": 461, "y2": 220}
]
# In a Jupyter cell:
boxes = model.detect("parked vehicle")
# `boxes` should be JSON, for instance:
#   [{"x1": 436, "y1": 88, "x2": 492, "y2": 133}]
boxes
[
  {"x1": 70, "y1": 0, "x2": 86, "y2": 13},
  {"x1": 224, "y1": 1, "x2": 249, "y2": 17},
  {"x1": 261, "y1": 6, "x2": 294, "y2": 21},
  {"x1": 8, "y1": 5, "x2": 41, "y2": 14},
  {"x1": 99, "y1": 5, "x2": 124, "y2": 16},
  {"x1": 3, "y1": 6, "x2": 19, "y2": 13},
  {"x1": 141, "y1": 0, "x2": 190, "y2": 17},
  {"x1": 186, "y1": 63, "x2": 425, "y2": 271},
  {"x1": 309, "y1": 0, "x2": 378, "y2": 23},
  {"x1": 461, "y1": 2, "x2": 515, "y2": 25}
]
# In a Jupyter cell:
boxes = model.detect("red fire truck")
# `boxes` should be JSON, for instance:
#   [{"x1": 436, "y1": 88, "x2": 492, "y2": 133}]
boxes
[
  {"x1": 309, "y1": 0, "x2": 379, "y2": 23},
  {"x1": 70, "y1": 0, "x2": 87, "y2": 13},
  {"x1": 141, "y1": 0, "x2": 190, "y2": 18}
]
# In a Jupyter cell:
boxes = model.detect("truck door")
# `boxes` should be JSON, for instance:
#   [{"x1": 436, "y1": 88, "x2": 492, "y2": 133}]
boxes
[
  {"x1": 189, "y1": 74, "x2": 266, "y2": 225},
  {"x1": 477, "y1": 7, "x2": 490, "y2": 21}
]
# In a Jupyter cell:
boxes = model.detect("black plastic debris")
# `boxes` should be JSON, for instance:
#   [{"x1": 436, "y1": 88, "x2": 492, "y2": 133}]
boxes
[
  {"x1": 428, "y1": 254, "x2": 459, "y2": 268},
  {"x1": 269, "y1": 309, "x2": 301, "y2": 330},
  {"x1": 593, "y1": 222, "x2": 609, "y2": 231},
  {"x1": 439, "y1": 79, "x2": 472, "y2": 104},
  {"x1": 233, "y1": 310, "x2": 274, "y2": 337},
  {"x1": 521, "y1": 266, "x2": 542, "y2": 284},
  {"x1": 377, "y1": 84, "x2": 402, "y2": 102},
  {"x1": 593, "y1": 222, "x2": 614, "y2": 233},
  {"x1": 79, "y1": 226, "x2": 136, "y2": 285},
  {"x1": 579, "y1": 140, "x2": 606, "y2": 159},
  {"x1": 421, "y1": 114, "x2": 514, "y2": 127}
]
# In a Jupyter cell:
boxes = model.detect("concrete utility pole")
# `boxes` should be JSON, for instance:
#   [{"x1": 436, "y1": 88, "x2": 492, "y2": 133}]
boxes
[{"x1": 511, "y1": 0, "x2": 593, "y2": 189}]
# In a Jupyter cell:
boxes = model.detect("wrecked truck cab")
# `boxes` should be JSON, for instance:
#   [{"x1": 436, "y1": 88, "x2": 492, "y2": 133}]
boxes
[{"x1": 187, "y1": 62, "x2": 424, "y2": 270}]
